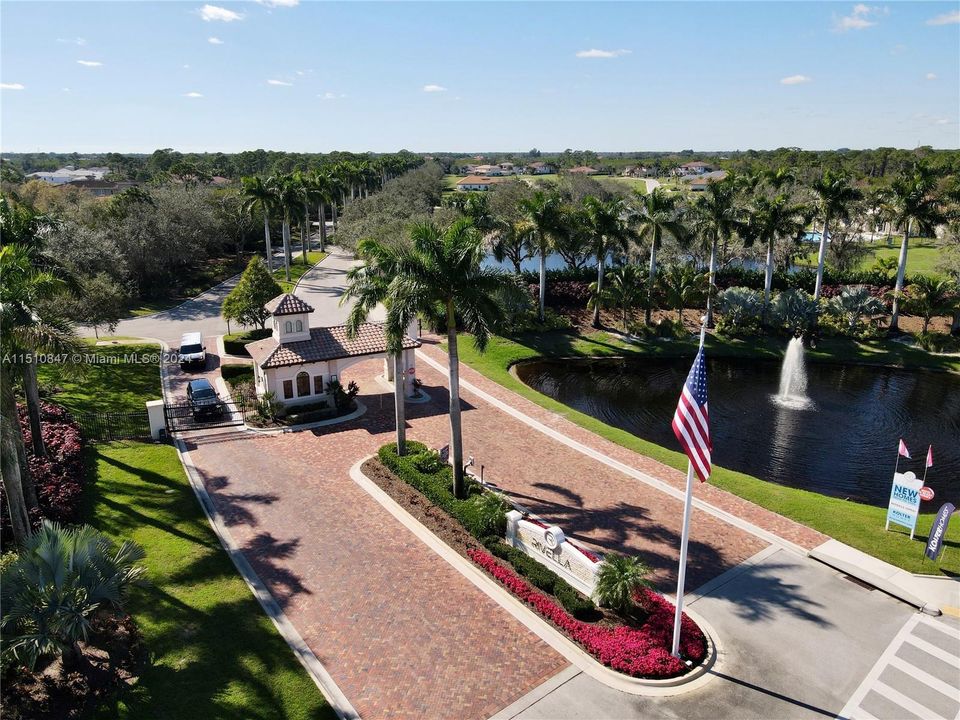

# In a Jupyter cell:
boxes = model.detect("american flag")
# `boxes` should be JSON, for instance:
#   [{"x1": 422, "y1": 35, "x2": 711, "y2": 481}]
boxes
[{"x1": 672, "y1": 348, "x2": 711, "y2": 483}]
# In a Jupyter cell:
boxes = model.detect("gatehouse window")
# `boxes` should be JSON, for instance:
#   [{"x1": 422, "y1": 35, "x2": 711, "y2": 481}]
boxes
[
  {"x1": 296, "y1": 371, "x2": 310, "y2": 397},
  {"x1": 282, "y1": 379, "x2": 293, "y2": 399},
  {"x1": 285, "y1": 321, "x2": 293, "y2": 333},
  {"x1": 295, "y1": 319, "x2": 303, "y2": 332},
  {"x1": 314, "y1": 375, "x2": 324, "y2": 394}
]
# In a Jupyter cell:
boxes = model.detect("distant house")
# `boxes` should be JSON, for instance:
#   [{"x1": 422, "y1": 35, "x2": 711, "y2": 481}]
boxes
[
  {"x1": 526, "y1": 161, "x2": 555, "y2": 175},
  {"x1": 26, "y1": 166, "x2": 110, "y2": 185},
  {"x1": 677, "y1": 161, "x2": 714, "y2": 176},
  {"x1": 455, "y1": 175, "x2": 508, "y2": 191},
  {"x1": 210, "y1": 176, "x2": 232, "y2": 187},
  {"x1": 64, "y1": 179, "x2": 134, "y2": 197},
  {"x1": 687, "y1": 170, "x2": 729, "y2": 191},
  {"x1": 567, "y1": 166, "x2": 599, "y2": 175}
]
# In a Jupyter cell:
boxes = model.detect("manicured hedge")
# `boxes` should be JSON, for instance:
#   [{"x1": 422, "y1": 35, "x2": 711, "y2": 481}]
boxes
[
  {"x1": 378, "y1": 442, "x2": 596, "y2": 617},
  {"x1": 223, "y1": 328, "x2": 271, "y2": 357},
  {"x1": 221, "y1": 364, "x2": 254, "y2": 389}
]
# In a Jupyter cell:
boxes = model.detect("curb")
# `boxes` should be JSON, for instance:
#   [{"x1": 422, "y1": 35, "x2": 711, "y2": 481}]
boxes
[
  {"x1": 292, "y1": 248, "x2": 332, "y2": 293},
  {"x1": 349, "y1": 457, "x2": 721, "y2": 697},
  {"x1": 242, "y1": 401, "x2": 367, "y2": 434}
]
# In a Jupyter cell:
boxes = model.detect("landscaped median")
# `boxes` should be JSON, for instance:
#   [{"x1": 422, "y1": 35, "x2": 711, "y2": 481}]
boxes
[{"x1": 368, "y1": 441, "x2": 708, "y2": 682}]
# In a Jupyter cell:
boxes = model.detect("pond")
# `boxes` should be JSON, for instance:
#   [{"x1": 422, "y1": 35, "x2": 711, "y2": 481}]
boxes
[{"x1": 515, "y1": 356, "x2": 960, "y2": 506}]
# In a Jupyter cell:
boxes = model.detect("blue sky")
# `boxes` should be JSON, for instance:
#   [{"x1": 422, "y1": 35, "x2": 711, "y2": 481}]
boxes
[{"x1": 1, "y1": 1, "x2": 958, "y2": 153}]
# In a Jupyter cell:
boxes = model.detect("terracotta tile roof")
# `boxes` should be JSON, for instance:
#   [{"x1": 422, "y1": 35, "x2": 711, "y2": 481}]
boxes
[
  {"x1": 246, "y1": 323, "x2": 420, "y2": 369},
  {"x1": 265, "y1": 293, "x2": 315, "y2": 316}
]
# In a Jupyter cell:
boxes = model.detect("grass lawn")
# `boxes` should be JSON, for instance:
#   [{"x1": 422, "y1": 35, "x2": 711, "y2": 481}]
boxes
[
  {"x1": 799, "y1": 238, "x2": 946, "y2": 278},
  {"x1": 222, "y1": 364, "x2": 255, "y2": 389},
  {"x1": 86, "y1": 442, "x2": 332, "y2": 719},
  {"x1": 223, "y1": 328, "x2": 272, "y2": 357},
  {"x1": 273, "y1": 250, "x2": 327, "y2": 293},
  {"x1": 39, "y1": 341, "x2": 164, "y2": 413},
  {"x1": 451, "y1": 329, "x2": 959, "y2": 575}
]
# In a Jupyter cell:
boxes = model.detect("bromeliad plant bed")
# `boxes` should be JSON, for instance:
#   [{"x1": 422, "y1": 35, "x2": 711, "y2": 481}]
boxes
[{"x1": 368, "y1": 442, "x2": 708, "y2": 680}]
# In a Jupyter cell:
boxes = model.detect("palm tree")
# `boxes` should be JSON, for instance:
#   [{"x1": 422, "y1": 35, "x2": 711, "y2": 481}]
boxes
[
  {"x1": 745, "y1": 194, "x2": 807, "y2": 315},
  {"x1": 632, "y1": 188, "x2": 685, "y2": 325},
  {"x1": 883, "y1": 166, "x2": 946, "y2": 332},
  {"x1": 594, "y1": 554, "x2": 651, "y2": 615},
  {"x1": 240, "y1": 175, "x2": 277, "y2": 272},
  {"x1": 581, "y1": 196, "x2": 634, "y2": 328},
  {"x1": 273, "y1": 174, "x2": 304, "y2": 282},
  {"x1": 764, "y1": 166, "x2": 795, "y2": 192},
  {"x1": 519, "y1": 191, "x2": 565, "y2": 321},
  {"x1": 343, "y1": 218, "x2": 520, "y2": 498},
  {"x1": 292, "y1": 170, "x2": 313, "y2": 264},
  {"x1": 812, "y1": 171, "x2": 863, "y2": 301},
  {"x1": 900, "y1": 275, "x2": 959, "y2": 334},
  {"x1": 828, "y1": 286, "x2": 886, "y2": 331},
  {"x1": 692, "y1": 177, "x2": 739, "y2": 327},
  {"x1": 491, "y1": 219, "x2": 534, "y2": 273},
  {"x1": 310, "y1": 169, "x2": 335, "y2": 252},
  {"x1": 590, "y1": 264, "x2": 644, "y2": 331},
  {"x1": 659, "y1": 263, "x2": 709, "y2": 322}
]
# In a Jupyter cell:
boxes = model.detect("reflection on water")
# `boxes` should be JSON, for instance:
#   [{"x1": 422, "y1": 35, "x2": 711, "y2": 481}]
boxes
[{"x1": 515, "y1": 357, "x2": 960, "y2": 506}]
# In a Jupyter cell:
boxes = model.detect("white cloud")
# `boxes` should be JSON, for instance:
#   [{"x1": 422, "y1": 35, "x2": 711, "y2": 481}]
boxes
[
  {"x1": 1, "y1": 83, "x2": 25, "y2": 90},
  {"x1": 183, "y1": 64, "x2": 191, "y2": 70},
  {"x1": 422, "y1": 84, "x2": 447, "y2": 92},
  {"x1": 320, "y1": 92, "x2": 345, "y2": 100},
  {"x1": 208, "y1": 36, "x2": 224, "y2": 44},
  {"x1": 575, "y1": 48, "x2": 631, "y2": 58},
  {"x1": 56, "y1": 37, "x2": 86, "y2": 46},
  {"x1": 77, "y1": 60, "x2": 103, "y2": 67},
  {"x1": 198, "y1": 4, "x2": 244, "y2": 22},
  {"x1": 926, "y1": 10, "x2": 960, "y2": 25},
  {"x1": 256, "y1": 0, "x2": 299, "y2": 6},
  {"x1": 62, "y1": 87, "x2": 70, "y2": 92},
  {"x1": 780, "y1": 74, "x2": 813, "y2": 85},
  {"x1": 184, "y1": 91, "x2": 204, "y2": 97},
  {"x1": 267, "y1": 79, "x2": 292, "y2": 86},
  {"x1": 833, "y1": 4, "x2": 886, "y2": 32},
  {"x1": 926, "y1": 72, "x2": 937, "y2": 80}
]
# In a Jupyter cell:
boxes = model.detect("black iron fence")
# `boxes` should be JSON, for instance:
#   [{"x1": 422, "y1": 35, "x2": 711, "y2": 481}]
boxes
[
  {"x1": 74, "y1": 410, "x2": 152, "y2": 442},
  {"x1": 164, "y1": 395, "x2": 250, "y2": 432}
]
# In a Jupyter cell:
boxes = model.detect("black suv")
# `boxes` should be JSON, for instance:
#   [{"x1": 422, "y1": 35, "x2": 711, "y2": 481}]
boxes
[{"x1": 186, "y1": 379, "x2": 223, "y2": 420}]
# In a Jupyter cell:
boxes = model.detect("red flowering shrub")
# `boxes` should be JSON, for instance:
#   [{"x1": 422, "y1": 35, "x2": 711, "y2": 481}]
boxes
[
  {"x1": 468, "y1": 548, "x2": 706, "y2": 678},
  {"x1": 1, "y1": 403, "x2": 85, "y2": 541}
]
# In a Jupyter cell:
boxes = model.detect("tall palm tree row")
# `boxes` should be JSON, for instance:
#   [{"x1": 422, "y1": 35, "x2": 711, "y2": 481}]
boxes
[
  {"x1": 239, "y1": 175, "x2": 278, "y2": 272},
  {"x1": 632, "y1": 188, "x2": 685, "y2": 325},
  {"x1": 811, "y1": 170, "x2": 863, "y2": 301},
  {"x1": 342, "y1": 218, "x2": 521, "y2": 498}
]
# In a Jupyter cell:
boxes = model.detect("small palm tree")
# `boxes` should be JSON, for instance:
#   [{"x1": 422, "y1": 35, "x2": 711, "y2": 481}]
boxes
[
  {"x1": 632, "y1": 188, "x2": 685, "y2": 325},
  {"x1": 240, "y1": 175, "x2": 277, "y2": 272},
  {"x1": 520, "y1": 191, "x2": 566, "y2": 321},
  {"x1": 582, "y1": 196, "x2": 634, "y2": 328},
  {"x1": 491, "y1": 218, "x2": 534, "y2": 274},
  {"x1": 659, "y1": 264, "x2": 709, "y2": 322},
  {"x1": 343, "y1": 218, "x2": 522, "y2": 497},
  {"x1": 1, "y1": 520, "x2": 147, "y2": 670},
  {"x1": 883, "y1": 165, "x2": 946, "y2": 332},
  {"x1": 828, "y1": 286, "x2": 886, "y2": 331},
  {"x1": 812, "y1": 171, "x2": 863, "y2": 301},
  {"x1": 900, "y1": 275, "x2": 960, "y2": 334},
  {"x1": 589, "y1": 264, "x2": 645, "y2": 331},
  {"x1": 594, "y1": 554, "x2": 651, "y2": 615}
]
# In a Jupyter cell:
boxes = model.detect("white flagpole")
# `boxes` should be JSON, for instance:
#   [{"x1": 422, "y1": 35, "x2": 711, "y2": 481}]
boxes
[
  {"x1": 671, "y1": 320, "x2": 707, "y2": 658},
  {"x1": 921, "y1": 446, "x2": 931, "y2": 486}
]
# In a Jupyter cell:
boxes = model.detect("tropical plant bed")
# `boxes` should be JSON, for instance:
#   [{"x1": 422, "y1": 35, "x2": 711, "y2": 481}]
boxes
[
  {"x1": 362, "y1": 451, "x2": 707, "y2": 679},
  {"x1": 1, "y1": 610, "x2": 144, "y2": 720}
]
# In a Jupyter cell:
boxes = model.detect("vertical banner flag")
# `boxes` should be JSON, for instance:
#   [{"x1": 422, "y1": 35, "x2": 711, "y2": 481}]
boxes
[
  {"x1": 898, "y1": 439, "x2": 911, "y2": 459},
  {"x1": 926, "y1": 445, "x2": 933, "y2": 468},
  {"x1": 885, "y1": 471, "x2": 922, "y2": 538},
  {"x1": 925, "y1": 503, "x2": 956, "y2": 562},
  {"x1": 670, "y1": 325, "x2": 710, "y2": 658}
]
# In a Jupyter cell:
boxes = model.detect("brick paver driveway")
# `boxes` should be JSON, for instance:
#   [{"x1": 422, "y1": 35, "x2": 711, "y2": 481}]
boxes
[{"x1": 178, "y1": 339, "x2": 827, "y2": 717}]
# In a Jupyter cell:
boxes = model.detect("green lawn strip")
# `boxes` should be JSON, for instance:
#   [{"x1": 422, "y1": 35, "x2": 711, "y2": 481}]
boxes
[
  {"x1": 38, "y1": 342, "x2": 164, "y2": 414},
  {"x1": 273, "y1": 250, "x2": 327, "y2": 293},
  {"x1": 798, "y1": 238, "x2": 945, "y2": 278},
  {"x1": 450, "y1": 331, "x2": 959, "y2": 575},
  {"x1": 222, "y1": 364, "x2": 254, "y2": 389},
  {"x1": 223, "y1": 328, "x2": 272, "y2": 357},
  {"x1": 85, "y1": 442, "x2": 332, "y2": 720}
]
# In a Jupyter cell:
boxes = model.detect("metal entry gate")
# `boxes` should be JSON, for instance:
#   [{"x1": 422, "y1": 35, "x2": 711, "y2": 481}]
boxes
[{"x1": 163, "y1": 395, "x2": 250, "y2": 432}]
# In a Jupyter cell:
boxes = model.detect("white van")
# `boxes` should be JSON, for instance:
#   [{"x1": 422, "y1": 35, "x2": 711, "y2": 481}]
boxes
[{"x1": 179, "y1": 331, "x2": 206, "y2": 370}]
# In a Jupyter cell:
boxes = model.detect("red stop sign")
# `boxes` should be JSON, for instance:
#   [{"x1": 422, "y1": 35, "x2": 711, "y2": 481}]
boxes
[
  {"x1": 920, "y1": 486, "x2": 935, "y2": 502},
  {"x1": 408, "y1": 367, "x2": 415, "y2": 376}
]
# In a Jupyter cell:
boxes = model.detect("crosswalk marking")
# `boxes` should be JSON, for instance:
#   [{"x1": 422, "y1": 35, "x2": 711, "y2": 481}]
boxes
[
  {"x1": 872, "y1": 680, "x2": 949, "y2": 720},
  {"x1": 888, "y1": 656, "x2": 960, "y2": 701},
  {"x1": 905, "y1": 635, "x2": 960, "y2": 665},
  {"x1": 838, "y1": 613, "x2": 960, "y2": 720}
]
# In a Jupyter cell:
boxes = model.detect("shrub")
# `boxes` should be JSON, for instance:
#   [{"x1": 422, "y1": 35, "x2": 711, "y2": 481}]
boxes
[
  {"x1": 326, "y1": 379, "x2": 360, "y2": 411},
  {"x1": 771, "y1": 289, "x2": 818, "y2": 335},
  {"x1": 255, "y1": 391, "x2": 284, "y2": 422},
  {"x1": 468, "y1": 491, "x2": 509, "y2": 538},
  {"x1": 915, "y1": 331, "x2": 960, "y2": 353},
  {"x1": 221, "y1": 364, "x2": 254, "y2": 389},
  {"x1": 826, "y1": 285, "x2": 886, "y2": 334},
  {"x1": 222, "y1": 328, "x2": 272, "y2": 357},
  {"x1": 595, "y1": 554, "x2": 652, "y2": 614},
  {"x1": 716, "y1": 287, "x2": 764, "y2": 327},
  {"x1": 469, "y1": 548, "x2": 706, "y2": 676}
]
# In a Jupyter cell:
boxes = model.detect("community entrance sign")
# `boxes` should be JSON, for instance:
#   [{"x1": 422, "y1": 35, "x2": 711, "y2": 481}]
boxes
[
  {"x1": 505, "y1": 511, "x2": 601, "y2": 596},
  {"x1": 885, "y1": 471, "x2": 922, "y2": 538}
]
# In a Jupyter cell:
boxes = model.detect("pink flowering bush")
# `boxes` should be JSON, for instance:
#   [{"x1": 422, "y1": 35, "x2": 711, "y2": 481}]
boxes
[
  {"x1": 469, "y1": 548, "x2": 706, "y2": 678},
  {"x1": 2, "y1": 403, "x2": 85, "y2": 541}
]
